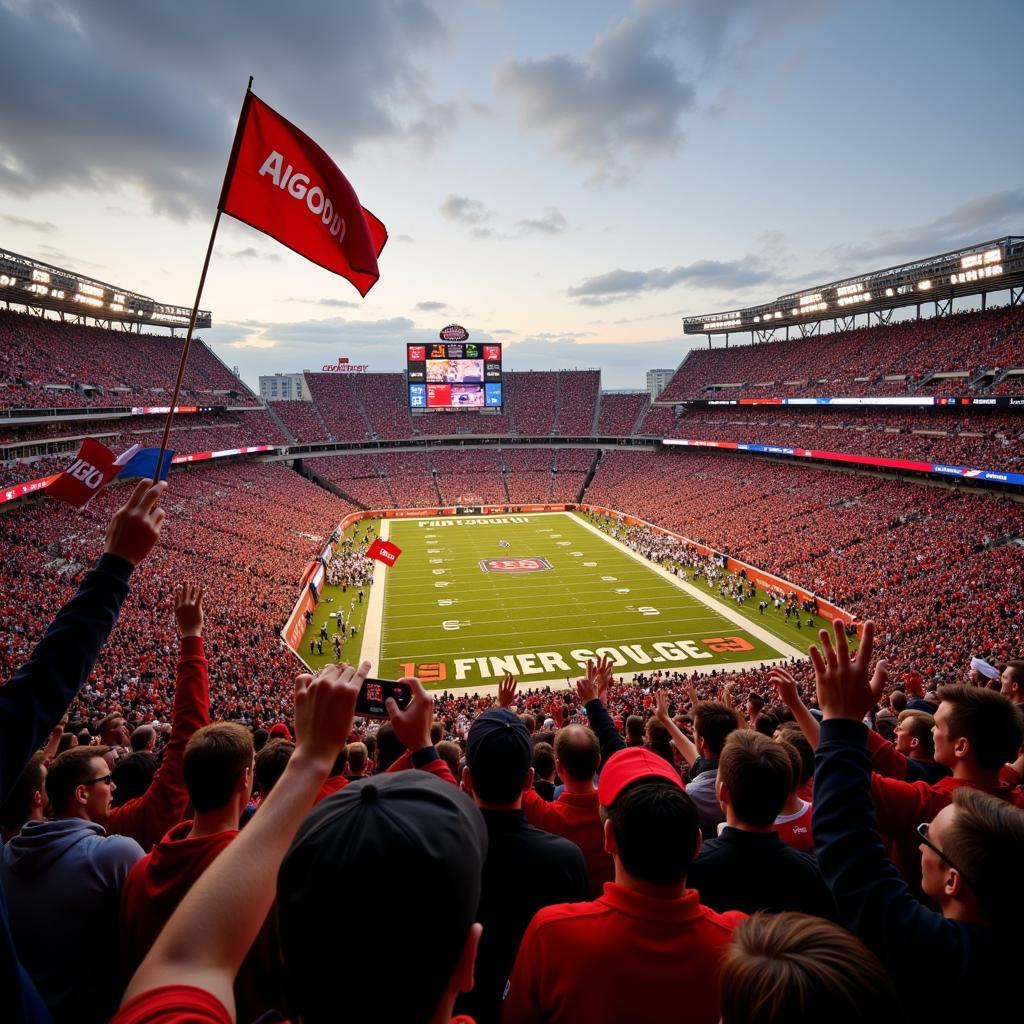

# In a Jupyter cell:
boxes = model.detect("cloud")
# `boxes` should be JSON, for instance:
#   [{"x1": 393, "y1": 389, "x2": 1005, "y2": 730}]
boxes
[
  {"x1": 439, "y1": 193, "x2": 493, "y2": 225},
  {"x1": 201, "y1": 313, "x2": 500, "y2": 387},
  {"x1": 496, "y1": 12, "x2": 694, "y2": 184},
  {"x1": 284, "y1": 297, "x2": 360, "y2": 309},
  {"x1": 415, "y1": 300, "x2": 447, "y2": 311},
  {"x1": 395, "y1": 234, "x2": 415, "y2": 244},
  {"x1": 496, "y1": 0, "x2": 824, "y2": 183},
  {"x1": 567, "y1": 256, "x2": 775, "y2": 305},
  {"x1": 221, "y1": 246, "x2": 280, "y2": 262},
  {"x1": 1, "y1": 213, "x2": 56, "y2": 233},
  {"x1": 0, "y1": 1, "x2": 452, "y2": 219},
  {"x1": 826, "y1": 188, "x2": 1024, "y2": 266},
  {"x1": 518, "y1": 208, "x2": 568, "y2": 235}
]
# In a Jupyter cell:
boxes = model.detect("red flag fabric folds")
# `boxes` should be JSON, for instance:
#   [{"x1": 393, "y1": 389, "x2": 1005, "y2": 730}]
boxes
[
  {"x1": 220, "y1": 92, "x2": 387, "y2": 296},
  {"x1": 47, "y1": 439, "x2": 124, "y2": 509},
  {"x1": 366, "y1": 538, "x2": 402, "y2": 567}
]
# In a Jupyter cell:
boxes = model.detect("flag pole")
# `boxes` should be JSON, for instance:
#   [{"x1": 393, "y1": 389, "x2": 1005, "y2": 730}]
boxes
[{"x1": 152, "y1": 76, "x2": 255, "y2": 484}]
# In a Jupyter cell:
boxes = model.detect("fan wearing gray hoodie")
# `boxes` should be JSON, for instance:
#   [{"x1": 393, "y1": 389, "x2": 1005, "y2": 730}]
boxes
[{"x1": 0, "y1": 746, "x2": 144, "y2": 1024}]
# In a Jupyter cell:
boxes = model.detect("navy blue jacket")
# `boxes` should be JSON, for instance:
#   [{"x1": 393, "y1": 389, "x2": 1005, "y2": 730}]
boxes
[
  {"x1": 1, "y1": 553, "x2": 133, "y2": 1024},
  {"x1": 814, "y1": 718, "x2": 1011, "y2": 1021}
]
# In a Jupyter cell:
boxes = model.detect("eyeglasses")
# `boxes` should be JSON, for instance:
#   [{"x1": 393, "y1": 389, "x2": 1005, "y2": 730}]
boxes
[
  {"x1": 82, "y1": 774, "x2": 114, "y2": 786},
  {"x1": 916, "y1": 822, "x2": 974, "y2": 888}
]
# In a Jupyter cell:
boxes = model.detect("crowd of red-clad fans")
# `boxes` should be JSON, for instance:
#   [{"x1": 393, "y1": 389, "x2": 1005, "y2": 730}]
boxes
[
  {"x1": 0, "y1": 310, "x2": 258, "y2": 411},
  {"x1": 1, "y1": 474, "x2": 1022, "y2": 1024},
  {"x1": 658, "y1": 305, "x2": 1024, "y2": 402}
]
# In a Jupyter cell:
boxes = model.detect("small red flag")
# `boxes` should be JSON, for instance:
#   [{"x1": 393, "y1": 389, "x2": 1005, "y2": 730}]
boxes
[
  {"x1": 47, "y1": 439, "x2": 125, "y2": 508},
  {"x1": 367, "y1": 538, "x2": 402, "y2": 567},
  {"x1": 220, "y1": 92, "x2": 387, "y2": 296}
]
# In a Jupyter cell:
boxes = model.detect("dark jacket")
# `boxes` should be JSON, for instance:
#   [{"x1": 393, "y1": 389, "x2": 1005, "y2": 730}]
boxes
[
  {"x1": 457, "y1": 808, "x2": 587, "y2": 1024},
  {"x1": 814, "y1": 718, "x2": 1013, "y2": 1021},
  {"x1": 687, "y1": 826, "x2": 836, "y2": 919},
  {"x1": 0, "y1": 553, "x2": 134, "y2": 1024}
]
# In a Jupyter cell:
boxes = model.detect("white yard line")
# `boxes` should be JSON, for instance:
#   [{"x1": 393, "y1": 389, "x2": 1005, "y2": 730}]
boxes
[
  {"x1": 571, "y1": 514, "x2": 807, "y2": 662},
  {"x1": 360, "y1": 518, "x2": 389, "y2": 673}
]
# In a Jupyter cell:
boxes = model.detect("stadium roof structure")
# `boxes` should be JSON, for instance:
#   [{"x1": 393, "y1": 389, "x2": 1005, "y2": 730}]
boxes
[
  {"x1": 0, "y1": 247, "x2": 211, "y2": 332},
  {"x1": 683, "y1": 236, "x2": 1024, "y2": 342}
]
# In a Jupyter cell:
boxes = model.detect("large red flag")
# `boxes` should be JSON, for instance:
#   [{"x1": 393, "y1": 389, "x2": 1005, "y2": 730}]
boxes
[
  {"x1": 219, "y1": 92, "x2": 387, "y2": 296},
  {"x1": 47, "y1": 439, "x2": 126, "y2": 509},
  {"x1": 366, "y1": 538, "x2": 402, "y2": 567}
]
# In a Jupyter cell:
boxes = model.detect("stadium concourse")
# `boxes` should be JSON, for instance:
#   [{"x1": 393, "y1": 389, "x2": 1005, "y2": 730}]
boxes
[{"x1": 1, "y1": 300, "x2": 1024, "y2": 1024}]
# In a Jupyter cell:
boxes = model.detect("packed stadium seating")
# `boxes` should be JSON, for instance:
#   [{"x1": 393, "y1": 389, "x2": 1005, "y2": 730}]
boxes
[
  {"x1": 597, "y1": 392, "x2": 649, "y2": 435},
  {"x1": 657, "y1": 305, "x2": 1024, "y2": 402},
  {"x1": 0, "y1": 309, "x2": 258, "y2": 409},
  {"x1": 271, "y1": 400, "x2": 331, "y2": 444}
]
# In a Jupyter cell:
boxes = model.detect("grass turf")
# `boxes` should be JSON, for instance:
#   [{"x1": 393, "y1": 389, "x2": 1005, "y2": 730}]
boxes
[{"x1": 368, "y1": 511, "x2": 799, "y2": 690}]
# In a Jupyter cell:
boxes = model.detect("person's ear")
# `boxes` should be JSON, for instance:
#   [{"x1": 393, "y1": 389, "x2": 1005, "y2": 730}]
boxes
[
  {"x1": 715, "y1": 777, "x2": 730, "y2": 809},
  {"x1": 945, "y1": 868, "x2": 963, "y2": 899},
  {"x1": 953, "y1": 736, "x2": 970, "y2": 761},
  {"x1": 521, "y1": 767, "x2": 535, "y2": 794},
  {"x1": 603, "y1": 817, "x2": 618, "y2": 856},
  {"x1": 453, "y1": 922, "x2": 483, "y2": 995},
  {"x1": 461, "y1": 765, "x2": 474, "y2": 797}
]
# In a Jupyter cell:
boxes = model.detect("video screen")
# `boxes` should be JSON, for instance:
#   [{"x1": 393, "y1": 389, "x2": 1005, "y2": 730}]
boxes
[{"x1": 408, "y1": 340, "x2": 501, "y2": 409}]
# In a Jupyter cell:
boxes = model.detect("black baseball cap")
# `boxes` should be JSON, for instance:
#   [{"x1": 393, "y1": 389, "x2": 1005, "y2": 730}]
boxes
[
  {"x1": 466, "y1": 708, "x2": 533, "y2": 803},
  {"x1": 277, "y1": 772, "x2": 487, "y2": 1023}
]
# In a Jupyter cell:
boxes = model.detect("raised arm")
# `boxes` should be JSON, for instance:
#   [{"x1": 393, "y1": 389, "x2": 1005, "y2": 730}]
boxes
[
  {"x1": 106, "y1": 583, "x2": 210, "y2": 848},
  {"x1": 577, "y1": 657, "x2": 625, "y2": 761},
  {"x1": 121, "y1": 661, "x2": 366, "y2": 1017},
  {"x1": 0, "y1": 479, "x2": 166, "y2": 802},
  {"x1": 655, "y1": 690, "x2": 698, "y2": 767},
  {"x1": 385, "y1": 677, "x2": 457, "y2": 785},
  {"x1": 770, "y1": 666, "x2": 821, "y2": 748},
  {"x1": 811, "y1": 619, "x2": 961, "y2": 986}
]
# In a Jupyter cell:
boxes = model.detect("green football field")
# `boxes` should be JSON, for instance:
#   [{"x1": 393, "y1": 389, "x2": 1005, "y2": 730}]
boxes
[{"x1": 363, "y1": 511, "x2": 804, "y2": 691}]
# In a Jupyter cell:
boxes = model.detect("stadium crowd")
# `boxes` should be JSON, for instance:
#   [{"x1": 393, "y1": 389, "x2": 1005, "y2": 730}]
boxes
[{"x1": 2, "y1": 479, "x2": 1022, "y2": 1024}]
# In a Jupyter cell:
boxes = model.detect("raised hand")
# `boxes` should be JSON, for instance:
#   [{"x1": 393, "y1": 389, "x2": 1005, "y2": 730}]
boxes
[
  {"x1": 173, "y1": 583, "x2": 205, "y2": 638},
  {"x1": 548, "y1": 701, "x2": 565, "y2": 730},
  {"x1": 104, "y1": 479, "x2": 168, "y2": 566},
  {"x1": 770, "y1": 666, "x2": 802, "y2": 708},
  {"x1": 293, "y1": 661, "x2": 367, "y2": 765},
  {"x1": 809, "y1": 619, "x2": 888, "y2": 723},
  {"x1": 655, "y1": 689, "x2": 671, "y2": 723},
  {"x1": 386, "y1": 677, "x2": 435, "y2": 753},
  {"x1": 497, "y1": 673, "x2": 518, "y2": 709},
  {"x1": 576, "y1": 657, "x2": 609, "y2": 704}
]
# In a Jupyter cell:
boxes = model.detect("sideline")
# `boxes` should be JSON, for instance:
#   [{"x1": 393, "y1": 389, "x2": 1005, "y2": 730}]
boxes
[
  {"x1": 360, "y1": 518, "x2": 389, "y2": 673},
  {"x1": 571, "y1": 513, "x2": 806, "y2": 661}
]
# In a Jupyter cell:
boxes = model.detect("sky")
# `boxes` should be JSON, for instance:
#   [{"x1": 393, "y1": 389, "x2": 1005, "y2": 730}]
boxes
[{"x1": 1, "y1": 0, "x2": 1022, "y2": 391}]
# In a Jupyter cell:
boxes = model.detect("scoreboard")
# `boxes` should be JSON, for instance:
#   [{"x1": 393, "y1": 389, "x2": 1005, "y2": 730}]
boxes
[{"x1": 407, "y1": 340, "x2": 503, "y2": 410}]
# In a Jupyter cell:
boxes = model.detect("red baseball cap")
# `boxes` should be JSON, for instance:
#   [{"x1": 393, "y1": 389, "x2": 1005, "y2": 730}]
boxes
[
  {"x1": 598, "y1": 747, "x2": 683, "y2": 807},
  {"x1": 269, "y1": 722, "x2": 292, "y2": 739}
]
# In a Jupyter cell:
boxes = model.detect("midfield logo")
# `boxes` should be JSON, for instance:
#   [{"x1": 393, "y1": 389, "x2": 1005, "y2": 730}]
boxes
[{"x1": 479, "y1": 557, "x2": 553, "y2": 573}]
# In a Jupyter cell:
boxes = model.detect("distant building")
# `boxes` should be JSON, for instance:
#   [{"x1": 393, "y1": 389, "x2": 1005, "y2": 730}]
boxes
[
  {"x1": 646, "y1": 368, "x2": 674, "y2": 400},
  {"x1": 259, "y1": 373, "x2": 310, "y2": 402}
]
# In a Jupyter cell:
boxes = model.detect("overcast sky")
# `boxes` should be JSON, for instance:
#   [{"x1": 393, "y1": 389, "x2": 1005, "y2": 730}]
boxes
[{"x1": 1, "y1": 0, "x2": 1022, "y2": 390}]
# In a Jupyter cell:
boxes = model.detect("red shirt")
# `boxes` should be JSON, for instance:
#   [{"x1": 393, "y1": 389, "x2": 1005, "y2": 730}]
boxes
[
  {"x1": 501, "y1": 883, "x2": 744, "y2": 1024},
  {"x1": 774, "y1": 799, "x2": 814, "y2": 854},
  {"x1": 521, "y1": 787, "x2": 613, "y2": 898},
  {"x1": 314, "y1": 773, "x2": 349, "y2": 803},
  {"x1": 119, "y1": 823, "x2": 284, "y2": 1022},
  {"x1": 113, "y1": 985, "x2": 477, "y2": 1024}
]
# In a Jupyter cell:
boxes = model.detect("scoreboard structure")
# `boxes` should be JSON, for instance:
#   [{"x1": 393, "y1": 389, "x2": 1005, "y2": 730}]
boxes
[{"x1": 407, "y1": 331, "x2": 502, "y2": 410}]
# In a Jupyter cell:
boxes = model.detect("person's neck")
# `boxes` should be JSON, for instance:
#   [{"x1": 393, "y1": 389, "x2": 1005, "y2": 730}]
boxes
[
  {"x1": 475, "y1": 798, "x2": 522, "y2": 812},
  {"x1": 614, "y1": 864, "x2": 687, "y2": 900},
  {"x1": 724, "y1": 810, "x2": 775, "y2": 834},
  {"x1": 779, "y1": 792, "x2": 803, "y2": 815},
  {"x1": 951, "y1": 760, "x2": 1000, "y2": 788},
  {"x1": 189, "y1": 804, "x2": 241, "y2": 839},
  {"x1": 562, "y1": 776, "x2": 596, "y2": 796},
  {"x1": 941, "y1": 895, "x2": 986, "y2": 927},
  {"x1": 909, "y1": 751, "x2": 936, "y2": 764}
]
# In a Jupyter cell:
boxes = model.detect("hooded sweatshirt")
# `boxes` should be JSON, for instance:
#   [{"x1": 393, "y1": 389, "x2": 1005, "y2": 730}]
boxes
[
  {"x1": 1, "y1": 818, "x2": 143, "y2": 1024},
  {"x1": 119, "y1": 821, "x2": 287, "y2": 1021}
]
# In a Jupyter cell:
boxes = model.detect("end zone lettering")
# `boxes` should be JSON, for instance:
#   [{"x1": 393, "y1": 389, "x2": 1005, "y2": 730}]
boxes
[
  {"x1": 448, "y1": 637, "x2": 761, "y2": 681},
  {"x1": 418, "y1": 516, "x2": 530, "y2": 527}
]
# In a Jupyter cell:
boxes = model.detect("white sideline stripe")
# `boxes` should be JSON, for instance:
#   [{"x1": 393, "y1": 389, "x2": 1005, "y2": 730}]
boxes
[
  {"x1": 571, "y1": 513, "x2": 807, "y2": 662},
  {"x1": 360, "y1": 519, "x2": 388, "y2": 672}
]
